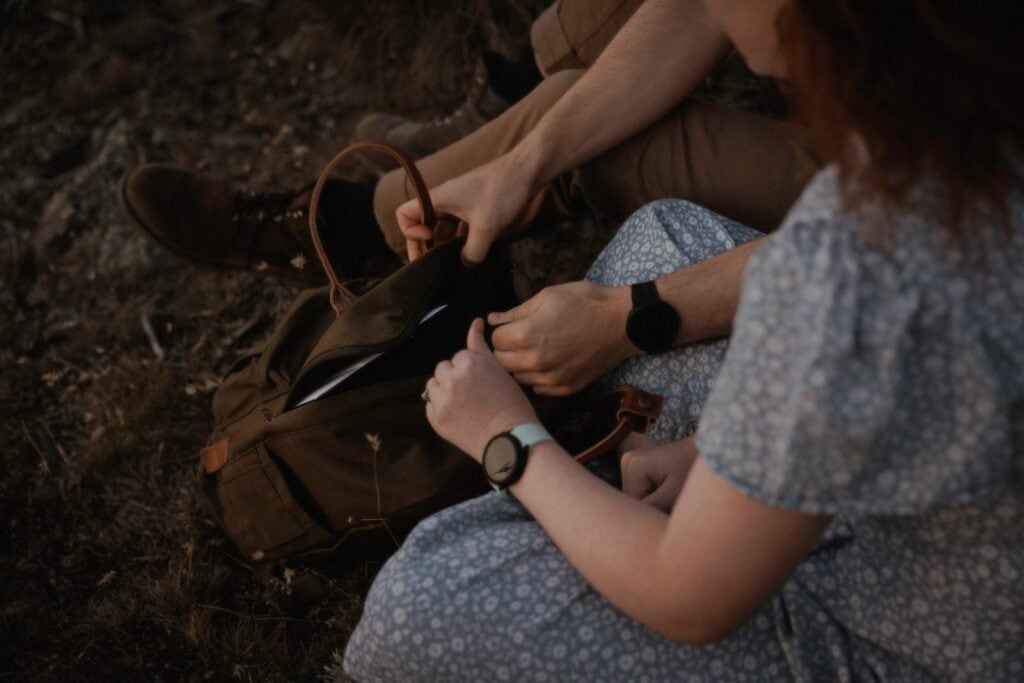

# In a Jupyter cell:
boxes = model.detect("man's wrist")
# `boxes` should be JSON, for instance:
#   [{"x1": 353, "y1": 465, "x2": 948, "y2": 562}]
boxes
[
  {"x1": 606, "y1": 284, "x2": 643, "y2": 360},
  {"x1": 510, "y1": 130, "x2": 557, "y2": 192}
]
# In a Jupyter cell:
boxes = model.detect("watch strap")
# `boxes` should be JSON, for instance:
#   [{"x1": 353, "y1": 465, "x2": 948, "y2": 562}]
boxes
[
  {"x1": 508, "y1": 423, "x2": 553, "y2": 450},
  {"x1": 631, "y1": 280, "x2": 660, "y2": 307}
]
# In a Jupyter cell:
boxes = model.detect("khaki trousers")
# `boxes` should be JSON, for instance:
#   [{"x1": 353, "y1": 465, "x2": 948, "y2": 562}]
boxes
[{"x1": 373, "y1": 0, "x2": 820, "y2": 254}]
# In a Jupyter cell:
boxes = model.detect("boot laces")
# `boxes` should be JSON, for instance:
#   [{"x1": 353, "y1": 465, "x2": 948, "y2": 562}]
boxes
[
  {"x1": 230, "y1": 188, "x2": 305, "y2": 225},
  {"x1": 229, "y1": 188, "x2": 307, "y2": 264}
]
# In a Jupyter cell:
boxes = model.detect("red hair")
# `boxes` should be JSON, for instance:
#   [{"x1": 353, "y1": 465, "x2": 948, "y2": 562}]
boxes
[{"x1": 779, "y1": 1, "x2": 1024, "y2": 240}]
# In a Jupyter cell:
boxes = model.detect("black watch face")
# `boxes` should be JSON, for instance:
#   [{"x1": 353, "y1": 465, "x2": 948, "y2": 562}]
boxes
[
  {"x1": 627, "y1": 301, "x2": 679, "y2": 353},
  {"x1": 483, "y1": 434, "x2": 523, "y2": 486}
]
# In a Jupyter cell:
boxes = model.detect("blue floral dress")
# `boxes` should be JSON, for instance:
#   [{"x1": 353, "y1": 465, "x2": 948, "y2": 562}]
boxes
[{"x1": 341, "y1": 168, "x2": 1024, "y2": 682}]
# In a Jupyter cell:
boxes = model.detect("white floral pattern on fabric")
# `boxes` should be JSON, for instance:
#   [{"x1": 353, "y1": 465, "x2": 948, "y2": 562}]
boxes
[
  {"x1": 343, "y1": 180, "x2": 1024, "y2": 682},
  {"x1": 699, "y1": 167, "x2": 1024, "y2": 680},
  {"x1": 585, "y1": 199, "x2": 764, "y2": 442}
]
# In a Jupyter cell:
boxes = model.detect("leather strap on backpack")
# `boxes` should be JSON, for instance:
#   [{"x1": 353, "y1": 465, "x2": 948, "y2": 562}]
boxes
[
  {"x1": 305, "y1": 142, "x2": 664, "y2": 464},
  {"x1": 574, "y1": 386, "x2": 662, "y2": 465},
  {"x1": 307, "y1": 141, "x2": 438, "y2": 314}
]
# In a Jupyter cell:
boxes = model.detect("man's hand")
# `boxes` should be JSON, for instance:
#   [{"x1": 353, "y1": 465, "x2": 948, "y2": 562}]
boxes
[
  {"x1": 488, "y1": 281, "x2": 636, "y2": 396},
  {"x1": 424, "y1": 318, "x2": 539, "y2": 460},
  {"x1": 621, "y1": 435, "x2": 700, "y2": 512},
  {"x1": 396, "y1": 152, "x2": 536, "y2": 264}
]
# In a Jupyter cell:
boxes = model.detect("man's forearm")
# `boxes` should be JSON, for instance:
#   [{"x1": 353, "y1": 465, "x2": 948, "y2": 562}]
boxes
[
  {"x1": 660, "y1": 236, "x2": 764, "y2": 345},
  {"x1": 606, "y1": 236, "x2": 766, "y2": 358},
  {"x1": 513, "y1": 0, "x2": 730, "y2": 188}
]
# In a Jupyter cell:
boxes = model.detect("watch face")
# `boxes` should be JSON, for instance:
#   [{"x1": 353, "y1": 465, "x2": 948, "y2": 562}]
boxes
[
  {"x1": 627, "y1": 300, "x2": 680, "y2": 353},
  {"x1": 483, "y1": 434, "x2": 522, "y2": 486}
]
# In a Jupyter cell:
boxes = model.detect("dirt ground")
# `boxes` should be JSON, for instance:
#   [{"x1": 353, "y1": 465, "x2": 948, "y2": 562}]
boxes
[
  {"x1": 0, "y1": 1, "x2": 552, "y2": 680},
  {"x1": 0, "y1": 1, "x2": 779, "y2": 679}
]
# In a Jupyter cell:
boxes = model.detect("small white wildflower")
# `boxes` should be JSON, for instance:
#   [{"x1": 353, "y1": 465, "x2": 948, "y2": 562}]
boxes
[
  {"x1": 365, "y1": 433, "x2": 381, "y2": 452},
  {"x1": 290, "y1": 253, "x2": 307, "y2": 270}
]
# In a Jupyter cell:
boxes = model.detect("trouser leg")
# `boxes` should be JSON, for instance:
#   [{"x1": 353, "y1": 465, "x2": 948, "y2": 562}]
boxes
[
  {"x1": 373, "y1": 65, "x2": 818, "y2": 255},
  {"x1": 565, "y1": 100, "x2": 820, "y2": 233},
  {"x1": 373, "y1": 69, "x2": 584, "y2": 255},
  {"x1": 373, "y1": 0, "x2": 820, "y2": 253},
  {"x1": 530, "y1": 0, "x2": 645, "y2": 76}
]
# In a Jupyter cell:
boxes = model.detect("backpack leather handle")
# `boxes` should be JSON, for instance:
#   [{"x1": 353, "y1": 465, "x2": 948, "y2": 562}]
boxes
[
  {"x1": 573, "y1": 386, "x2": 663, "y2": 465},
  {"x1": 308, "y1": 141, "x2": 436, "y2": 314}
]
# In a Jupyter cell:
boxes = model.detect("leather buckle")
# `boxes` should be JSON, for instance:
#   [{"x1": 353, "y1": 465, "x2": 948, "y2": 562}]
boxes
[{"x1": 612, "y1": 386, "x2": 662, "y2": 433}]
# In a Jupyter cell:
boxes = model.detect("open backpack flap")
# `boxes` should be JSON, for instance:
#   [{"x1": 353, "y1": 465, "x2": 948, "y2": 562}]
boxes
[{"x1": 197, "y1": 141, "x2": 664, "y2": 578}]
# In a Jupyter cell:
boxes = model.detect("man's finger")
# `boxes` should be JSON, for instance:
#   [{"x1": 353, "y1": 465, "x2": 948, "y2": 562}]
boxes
[
  {"x1": 491, "y1": 320, "x2": 532, "y2": 352},
  {"x1": 487, "y1": 304, "x2": 524, "y2": 326},
  {"x1": 466, "y1": 318, "x2": 488, "y2": 354},
  {"x1": 493, "y1": 349, "x2": 534, "y2": 373},
  {"x1": 511, "y1": 371, "x2": 553, "y2": 387},
  {"x1": 407, "y1": 238, "x2": 426, "y2": 261},
  {"x1": 403, "y1": 224, "x2": 433, "y2": 241},
  {"x1": 461, "y1": 226, "x2": 494, "y2": 266},
  {"x1": 487, "y1": 293, "x2": 542, "y2": 326},
  {"x1": 532, "y1": 384, "x2": 573, "y2": 398}
]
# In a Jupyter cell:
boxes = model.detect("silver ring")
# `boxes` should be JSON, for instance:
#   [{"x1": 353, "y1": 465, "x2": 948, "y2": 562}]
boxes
[{"x1": 420, "y1": 388, "x2": 430, "y2": 402}]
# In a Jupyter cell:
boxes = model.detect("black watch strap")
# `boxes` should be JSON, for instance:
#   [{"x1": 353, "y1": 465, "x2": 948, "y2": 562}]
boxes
[
  {"x1": 626, "y1": 280, "x2": 680, "y2": 353},
  {"x1": 631, "y1": 280, "x2": 660, "y2": 307}
]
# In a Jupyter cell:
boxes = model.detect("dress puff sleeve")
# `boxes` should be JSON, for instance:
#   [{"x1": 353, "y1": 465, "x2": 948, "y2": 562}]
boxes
[{"x1": 697, "y1": 169, "x2": 1023, "y2": 516}]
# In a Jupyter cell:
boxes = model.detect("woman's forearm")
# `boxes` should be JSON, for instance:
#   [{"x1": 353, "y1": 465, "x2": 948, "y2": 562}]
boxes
[
  {"x1": 506, "y1": 441, "x2": 681, "y2": 635},
  {"x1": 513, "y1": 0, "x2": 730, "y2": 189}
]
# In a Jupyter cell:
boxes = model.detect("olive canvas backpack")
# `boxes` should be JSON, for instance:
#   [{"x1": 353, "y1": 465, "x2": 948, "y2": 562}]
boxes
[{"x1": 197, "y1": 142, "x2": 662, "y2": 574}]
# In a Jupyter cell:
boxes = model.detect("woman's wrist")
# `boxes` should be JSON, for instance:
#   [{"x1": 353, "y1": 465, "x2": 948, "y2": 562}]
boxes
[{"x1": 474, "y1": 407, "x2": 542, "y2": 462}]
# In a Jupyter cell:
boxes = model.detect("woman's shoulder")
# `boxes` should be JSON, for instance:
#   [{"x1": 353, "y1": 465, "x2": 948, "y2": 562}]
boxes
[
  {"x1": 757, "y1": 163, "x2": 1024, "y2": 297},
  {"x1": 701, "y1": 166, "x2": 1024, "y2": 516}
]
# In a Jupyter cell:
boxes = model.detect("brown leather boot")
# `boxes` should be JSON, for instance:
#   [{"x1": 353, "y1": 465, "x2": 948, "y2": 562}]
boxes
[
  {"x1": 122, "y1": 164, "x2": 324, "y2": 283},
  {"x1": 355, "y1": 57, "x2": 512, "y2": 175},
  {"x1": 122, "y1": 165, "x2": 400, "y2": 285}
]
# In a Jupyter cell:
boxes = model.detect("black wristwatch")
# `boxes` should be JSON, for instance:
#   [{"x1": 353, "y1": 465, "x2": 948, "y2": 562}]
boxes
[
  {"x1": 625, "y1": 281, "x2": 680, "y2": 353},
  {"x1": 482, "y1": 424, "x2": 553, "y2": 491}
]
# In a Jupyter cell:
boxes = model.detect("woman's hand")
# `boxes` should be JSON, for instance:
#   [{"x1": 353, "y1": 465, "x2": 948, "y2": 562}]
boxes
[
  {"x1": 396, "y1": 152, "x2": 536, "y2": 264},
  {"x1": 620, "y1": 435, "x2": 700, "y2": 512},
  {"x1": 488, "y1": 281, "x2": 636, "y2": 396},
  {"x1": 424, "y1": 318, "x2": 539, "y2": 461}
]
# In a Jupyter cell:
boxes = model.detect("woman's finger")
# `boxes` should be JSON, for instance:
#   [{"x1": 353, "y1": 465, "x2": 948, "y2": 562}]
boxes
[
  {"x1": 433, "y1": 360, "x2": 453, "y2": 381},
  {"x1": 642, "y1": 478, "x2": 681, "y2": 513},
  {"x1": 622, "y1": 452, "x2": 656, "y2": 500}
]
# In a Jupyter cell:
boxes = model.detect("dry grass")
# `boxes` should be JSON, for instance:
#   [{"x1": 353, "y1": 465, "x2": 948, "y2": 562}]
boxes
[{"x1": 0, "y1": 1, "x2": 545, "y2": 679}]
